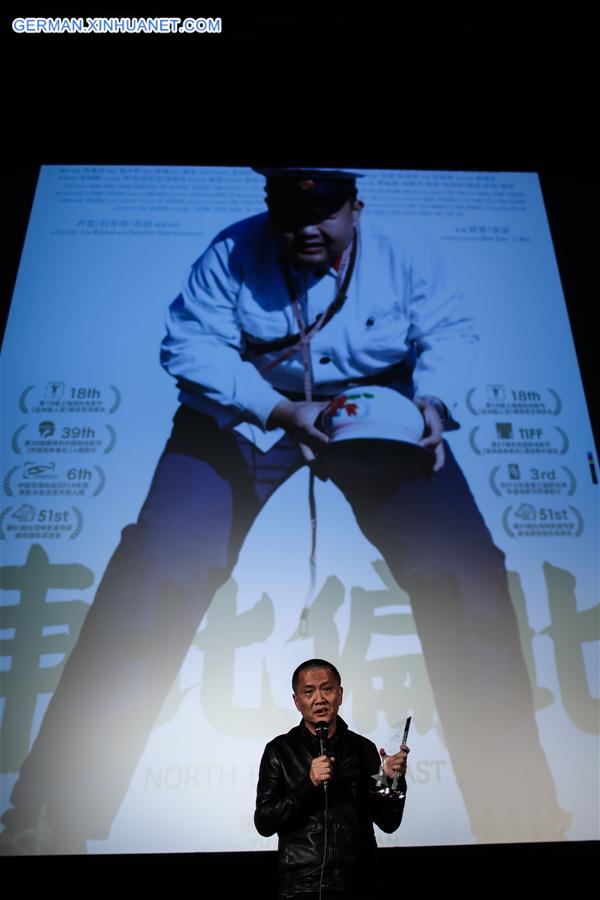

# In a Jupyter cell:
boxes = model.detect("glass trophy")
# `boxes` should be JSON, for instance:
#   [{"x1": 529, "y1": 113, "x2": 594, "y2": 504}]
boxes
[{"x1": 370, "y1": 716, "x2": 411, "y2": 799}]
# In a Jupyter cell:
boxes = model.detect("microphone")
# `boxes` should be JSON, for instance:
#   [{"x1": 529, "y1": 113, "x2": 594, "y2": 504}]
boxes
[{"x1": 315, "y1": 722, "x2": 329, "y2": 791}]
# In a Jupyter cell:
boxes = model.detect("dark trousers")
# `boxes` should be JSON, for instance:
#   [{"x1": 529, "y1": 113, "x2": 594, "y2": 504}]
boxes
[{"x1": 5, "y1": 406, "x2": 565, "y2": 845}]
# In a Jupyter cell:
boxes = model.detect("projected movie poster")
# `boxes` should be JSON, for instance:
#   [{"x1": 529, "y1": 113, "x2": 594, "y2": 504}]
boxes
[{"x1": 0, "y1": 167, "x2": 598, "y2": 854}]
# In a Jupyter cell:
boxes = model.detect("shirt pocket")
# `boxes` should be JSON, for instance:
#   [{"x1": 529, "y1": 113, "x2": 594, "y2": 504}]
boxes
[{"x1": 358, "y1": 304, "x2": 410, "y2": 359}]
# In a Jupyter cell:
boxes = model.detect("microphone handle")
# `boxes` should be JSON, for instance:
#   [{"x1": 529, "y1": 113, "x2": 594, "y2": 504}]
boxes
[{"x1": 318, "y1": 730, "x2": 328, "y2": 792}]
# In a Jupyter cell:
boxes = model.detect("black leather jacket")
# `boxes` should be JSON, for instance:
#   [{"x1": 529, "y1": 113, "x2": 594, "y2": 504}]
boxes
[{"x1": 254, "y1": 717, "x2": 405, "y2": 894}]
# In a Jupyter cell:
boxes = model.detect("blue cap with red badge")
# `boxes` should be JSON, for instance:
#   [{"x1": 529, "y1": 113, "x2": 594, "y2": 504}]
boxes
[{"x1": 253, "y1": 167, "x2": 364, "y2": 224}]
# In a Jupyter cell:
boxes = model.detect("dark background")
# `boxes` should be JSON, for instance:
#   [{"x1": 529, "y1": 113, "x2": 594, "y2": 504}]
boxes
[{"x1": 1, "y1": 9, "x2": 597, "y2": 889}]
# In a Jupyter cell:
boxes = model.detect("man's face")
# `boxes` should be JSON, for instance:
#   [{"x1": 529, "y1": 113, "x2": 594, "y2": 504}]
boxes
[
  {"x1": 275, "y1": 199, "x2": 362, "y2": 271},
  {"x1": 293, "y1": 667, "x2": 343, "y2": 735}
]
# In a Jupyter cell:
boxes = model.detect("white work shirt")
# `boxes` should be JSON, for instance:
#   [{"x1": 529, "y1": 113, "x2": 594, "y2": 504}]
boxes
[{"x1": 161, "y1": 212, "x2": 478, "y2": 451}]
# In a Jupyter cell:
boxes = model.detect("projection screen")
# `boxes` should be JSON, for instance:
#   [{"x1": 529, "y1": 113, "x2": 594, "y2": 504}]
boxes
[{"x1": 0, "y1": 165, "x2": 598, "y2": 853}]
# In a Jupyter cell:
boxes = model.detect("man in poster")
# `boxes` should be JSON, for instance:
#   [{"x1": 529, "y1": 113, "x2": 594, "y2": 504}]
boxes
[{"x1": 2, "y1": 168, "x2": 567, "y2": 852}]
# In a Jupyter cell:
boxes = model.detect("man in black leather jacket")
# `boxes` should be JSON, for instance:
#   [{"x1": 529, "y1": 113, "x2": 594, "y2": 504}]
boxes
[{"x1": 254, "y1": 659, "x2": 409, "y2": 900}]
